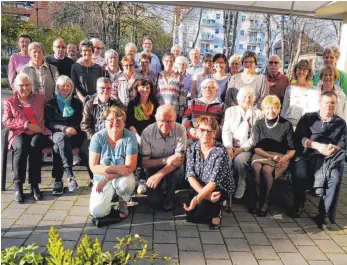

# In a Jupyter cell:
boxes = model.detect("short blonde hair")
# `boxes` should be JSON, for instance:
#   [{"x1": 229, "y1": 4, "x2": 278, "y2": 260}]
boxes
[
  {"x1": 236, "y1": 86, "x2": 255, "y2": 106},
  {"x1": 319, "y1": 66, "x2": 340, "y2": 81},
  {"x1": 229, "y1": 55, "x2": 241, "y2": 65},
  {"x1": 196, "y1": 116, "x2": 218, "y2": 131},
  {"x1": 323, "y1": 46, "x2": 340, "y2": 61},
  {"x1": 103, "y1": 106, "x2": 126, "y2": 122},
  {"x1": 261, "y1": 95, "x2": 281, "y2": 111}
]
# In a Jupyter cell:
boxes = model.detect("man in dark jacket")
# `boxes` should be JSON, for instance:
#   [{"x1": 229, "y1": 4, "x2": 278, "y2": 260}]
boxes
[
  {"x1": 292, "y1": 91, "x2": 347, "y2": 230},
  {"x1": 80, "y1": 77, "x2": 126, "y2": 186}
]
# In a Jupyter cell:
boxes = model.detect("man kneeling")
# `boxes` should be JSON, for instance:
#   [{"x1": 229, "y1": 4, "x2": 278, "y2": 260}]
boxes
[
  {"x1": 89, "y1": 106, "x2": 138, "y2": 227},
  {"x1": 292, "y1": 91, "x2": 346, "y2": 230}
]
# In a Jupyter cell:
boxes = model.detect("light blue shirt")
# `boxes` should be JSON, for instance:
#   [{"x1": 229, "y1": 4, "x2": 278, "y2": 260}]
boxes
[
  {"x1": 135, "y1": 51, "x2": 162, "y2": 74},
  {"x1": 89, "y1": 128, "x2": 138, "y2": 181}
]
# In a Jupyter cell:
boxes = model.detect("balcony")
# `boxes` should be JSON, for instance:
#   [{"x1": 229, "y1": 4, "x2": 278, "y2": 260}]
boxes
[
  {"x1": 201, "y1": 19, "x2": 216, "y2": 26},
  {"x1": 200, "y1": 33, "x2": 215, "y2": 41},
  {"x1": 248, "y1": 23, "x2": 262, "y2": 31},
  {"x1": 248, "y1": 37, "x2": 262, "y2": 44},
  {"x1": 200, "y1": 48, "x2": 213, "y2": 54}
]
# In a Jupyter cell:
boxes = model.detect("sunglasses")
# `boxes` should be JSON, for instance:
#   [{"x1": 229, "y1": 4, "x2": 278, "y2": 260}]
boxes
[{"x1": 268, "y1": 61, "x2": 280, "y2": 65}]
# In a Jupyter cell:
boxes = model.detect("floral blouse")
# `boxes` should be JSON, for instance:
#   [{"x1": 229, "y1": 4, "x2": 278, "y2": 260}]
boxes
[{"x1": 186, "y1": 141, "x2": 235, "y2": 197}]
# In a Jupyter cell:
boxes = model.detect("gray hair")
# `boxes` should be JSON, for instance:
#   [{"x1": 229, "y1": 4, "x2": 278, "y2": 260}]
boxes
[
  {"x1": 14, "y1": 73, "x2": 32, "y2": 86},
  {"x1": 28, "y1": 42, "x2": 45, "y2": 55},
  {"x1": 268, "y1": 55, "x2": 281, "y2": 63},
  {"x1": 155, "y1": 104, "x2": 177, "y2": 120},
  {"x1": 104, "y1": 49, "x2": 119, "y2": 61},
  {"x1": 189, "y1": 48, "x2": 200, "y2": 56},
  {"x1": 200, "y1": 78, "x2": 218, "y2": 90},
  {"x1": 97, "y1": 77, "x2": 112, "y2": 88},
  {"x1": 125, "y1": 42, "x2": 137, "y2": 50},
  {"x1": 174, "y1": 56, "x2": 189, "y2": 70},
  {"x1": 228, "y1": 55, "x2": 241, "y2": 65},
  {"x1": 90, "y1": 38, "x2": 104, "y2": 46},
  {"x1": 53, "y1": 38, "x2": 65, "y2": 47},
  {"x1": 236, "y1": 86, "x2": 255, "y2": 106},
  {"x1": 55, "y1": 75, "x2": 74, "y2": 96},
  {"x1": 171, "y1": 45, "x2": 182, "y2": 52}
]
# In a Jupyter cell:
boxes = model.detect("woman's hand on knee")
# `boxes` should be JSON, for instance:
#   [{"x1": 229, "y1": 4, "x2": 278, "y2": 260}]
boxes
[
  {"x1": 96, "y1": 178, "x2": 107, "y2": 193},
  {"x1": 206, "y1": 191, "x2": 221, "y2": 203}
]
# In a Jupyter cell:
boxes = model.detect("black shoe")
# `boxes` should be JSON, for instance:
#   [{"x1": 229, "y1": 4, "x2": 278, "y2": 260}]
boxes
[
  {"x1": 291, "y1": 205, "x2": 304, "y2": 218},
  {"x1": 14, "y1": 190, "x2": 24, "y2": 204},
  {"x1": 162, "y1": 199, "x2": 174, "y2": 211},
  {"x1": 316, "y1": 214, "x2": 332, "y2": 230},
  {"x1": 88, "y1": 179, "x2": 94, "y2": 188},
  {"x1": 210, "y1": 211, "x2": 222, "y2": 229},
  {"x1": 91, "y1": 208, "x2": 123, "y2": 228},
  {"x1": 52, "y1": 181, "x2": 64, "y2": 196},
  {"x1": 31, "y1": 186, "x2": 43, "y2": 201}
]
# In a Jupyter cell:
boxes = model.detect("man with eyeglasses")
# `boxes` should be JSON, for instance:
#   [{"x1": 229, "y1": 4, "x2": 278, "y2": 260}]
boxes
[
  {"x1": 135, "y1": 37, "x2": 162, "y2": 73},
  {"x1": 187, "y1": 48, "x2": 203, "y2": 76},
  {"x1": 134, "y1": 53, "x2": 158, "y2": 87},
  {"x1": 141, "y1": 105, "x2": 187, "y2": 210},
  {"x1": 90, "y1": 38, "x2": 106, "y2": 67},
  {"x1": 265, "y1": 55, "x2": 290, "y2": 103},
  {"x1": 45, "y1": 38, "x2": 74, "y2": 77}
]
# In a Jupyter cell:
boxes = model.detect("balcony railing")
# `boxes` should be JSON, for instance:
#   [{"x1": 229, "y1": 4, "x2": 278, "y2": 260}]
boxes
[
  {"x1": 200, "y1": 33, "x2": 215, "y2": 40},
  {"x1": 201, "y1": 19, "x2": 216, "y2": 26},
  {"x1": 248, "y1": 37, "x2": 262, "y2": 43},
  {"x1": 249, "y1": 23, "x2": 262, "y2": 30},
  {"x1": 200, "y1": 48, "x2": 213, "y2": 54}
]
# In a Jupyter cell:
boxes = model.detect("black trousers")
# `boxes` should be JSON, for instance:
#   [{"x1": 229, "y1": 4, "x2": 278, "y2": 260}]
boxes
[
  {"x1": 12, "y1": 133, "x2": 48, "y2": 187},
  {"x1": 80, "y1": 138, "x2": 93, "y2": 180},
  {"x1": 52, "y1": 132, "x2": 84, "y2": 181}
]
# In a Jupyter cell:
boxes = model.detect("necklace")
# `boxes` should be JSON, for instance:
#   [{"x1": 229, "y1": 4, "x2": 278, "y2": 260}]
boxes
[{"x1": 265, "y1": 116, "x2": 279, "y2": 129}]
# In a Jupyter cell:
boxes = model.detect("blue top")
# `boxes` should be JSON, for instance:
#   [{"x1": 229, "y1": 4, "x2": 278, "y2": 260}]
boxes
[
  {"x1": 89, "y1": 128, "x2": 138, "y2": 181},
  {"x1": 135, "y1": 51, "x2": 162, "y2": 73}
]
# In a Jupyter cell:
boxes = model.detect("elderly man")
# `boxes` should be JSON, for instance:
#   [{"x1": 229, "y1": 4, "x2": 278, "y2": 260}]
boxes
[
  {"x1": 135, "y1": 37, "x2": 162, "y2": 73},
  {"x1": 265, "y1": 55, "x2": 290, "y2": 103},
  {"x1": 187, "y1": 48, "x2": 203, "y2": 76},
  {"x1": 124, "y1": 42, "x2": 137, "y2": 59},
  {"x1": 45, "y1": 38, "x2": 74, "y2": 77},
  {"x1": 175, "y1": 56, "x2": 193, "y2": 98},
  {"x1": 183, "y1": 78, "x2": 225, "y2": 142},
  {"x1": 67, "y1": 43, "x2": 78, "y2": 62},
  {"x1": 135, "y1": 53, "x2": 158, "y2": 87},
  {"x1": 292, "y1": 91, "x2": 347, "y2": 230},
  {"x1": 141, "y1": 105, "x2": 187, "y2": 210},
  {"x1": 90, "y1": 38, "x2": 106, "y2": 67},
  {"x1": 103, "y1": 49, "x2": 121, "y2": 81},
  {"x1": 81, "y1": 77, "x2": 126, "y2": 187},
  {"x1": 171, "y1": 44, "x2": 182, "y2": 58}
]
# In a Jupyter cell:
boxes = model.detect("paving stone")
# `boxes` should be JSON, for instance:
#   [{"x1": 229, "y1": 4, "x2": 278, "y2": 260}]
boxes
[
  {"x1": 83, "y1": 222, "x2": 107, "y2": 235},
  {"x1": 175, "y1": 217, "x2": 197, "y2": 226},
  {"x1": 297, "y1": 245, "x2": 328, "y2": 261},
  {"x1": 3, "y1": 226, "x2": 35, "y2": 239},
  {"x1": 43, "y1": 209, "x2": 69, "y2": 221},
  {"x1": 200, "y1": 231, "x2": 224, "y2": 244},
  {"x1": 25, "y1": 232, "x2": 49, "y2": 246},
  {"x1": 131, "y1": 224, "x2": 153, "y2": 237},
  {"x1": 176, "y1": 225, "x2": 199, "y2": 237},
  {"x1": 256, "y1": 216, "x2": 280, "y2": 228},
  {"x1": 272, "y1": 213, "x2": 296, "y2": 223},
  {"x1": 154, "y1": 219, "x2": 176, "y2": 230},
  {"x1": 206, "y1": 260, "x2": 232, "y2": 265},
  {"x1": 225, "y1": 238, "x2": 251, "y2": 252},
  {"x1": 178, "y1": 238, "x2": 203, "y2": 251},
  {"x1": 270, "y1": 239, "x2": 298, "y2": 253},
  {"x1": 103, "y1": 241, "x2": 116, "y2": 252},
  {"x1": 263, "y1": 228, "x2": 288, "y2": 239},
  {"x1": 325, "y1": 253, "x2": 347, "y2": 265},
  {"x1": 68, "y1": 205, "x2": 89, "y2": 216},
  {"x1": 129, "y1": 236, "x2": 153, "y2": 250},
  {"x1": 132, "y1": 213, "x2": 153, "y2": 224},
  {"x1": 221, "y1": 226, "x2": 244, "y2": 238},
  {"x1": 1, "y1": 194, "x2": 14, "y2": 203},
  {"x1": 204, "y1": 244, "x2": 229, "y2": 259},
  {"x1": 62, "y1": 215, "x2": 88, "y2": 228},
  {"x1": 240, "y1": 222, "x2": 262, "y2": 233},
  {"x1": 35, "y1": 220, "x2": 62, "y2": 232},
  {"x1": 220, "y1": 216, "x2": 238, "y2": 227},
  {"x1": 74, "y1": 197, "x2": 90, "y2": 206},
  {"x1": 296, "y1": 218, "x2": 318, "y2": 230},
  {"x1": 307, "y1": 262, "x2": 333, "y2": 265},
  {"x1": 330, "y1": 235, "x2": 347, "y2": 247},
  {"x1": 107, "y1": 217, "x2": 132, "y2": 229},
  {"x1": 154, "y1": 230, "x2": 176, "y2": 243},
  {"x1": 15, "y1": 214, "x2": 44, "y2": 226},
  {"x1": 179, "y1": 251, "x2": 206, "y2": 265},
  {"x1": 50, "y1": 200, "x2": 75, "y2": 210},
  {"x1": 1, "y1": 218, "x2": 16, "y2": 230},
  {"x1": 258, "y1": 261, "x2": 284, "y2": 265},
  {"x1": 278, "y1": 252, "x2": 308, "y2": 265},
  {"x1": 197, "y1": 223, "x2": 214, "y2": 232},
  {"x1": 245, "y1": 232, "x2": 271, "y2": 246},
  {"x1": 154, "y1": 243, "x2": 178, "y2": 259},
  {"x1": 251, "y1": 245, "x2": 280, "y2": 260},
  {"x1": 230, "y1": 251, "x2": 258, "y2": 265},
  {"x1": 287, "y1": 233, "x2": 315, "y2": 246},
  {"x1": 7, "y1": 201, "x2": 31, "y2": 209},
  {"x1": 1, "y1": 238, "x2": 26, "y2": 250},
  {"x1": 154, "y1": 210, "x2": 174, "y2": 220},
  {"x1": 314, "y1": 240, "x2": 345, "y2": 253},
  {"x1": 234, "y1": 211, "x2": 256, "y2": 222},
  {"x1": 2, "y1": 207, "x2": 26, "y2": 219},
  {"x1": 58, "y1": 227, "x2": 82, "y2": 241},
  {"x1": 25, "y1": 204, "x2": 50, "y2": 215},
  {"x1": 306, "y1": 228, "x2": 331, "y2": 240},
  {"x1": 279, "y1": 222, "x2": 305, "y2": 234}
]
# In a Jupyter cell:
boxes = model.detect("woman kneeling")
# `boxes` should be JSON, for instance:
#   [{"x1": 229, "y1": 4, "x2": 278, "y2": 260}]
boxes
[
  {"x1": 184, "y1": 116, "x2": 235, "y2": 228},
  {"x1": 89, "y1": 106, "x2": 138, "y2": 227}
]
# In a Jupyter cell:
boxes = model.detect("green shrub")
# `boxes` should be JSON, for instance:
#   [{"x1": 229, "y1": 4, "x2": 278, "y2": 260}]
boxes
[{"x1": 1, "y1": 57, "x2": 10, "y2": 65}]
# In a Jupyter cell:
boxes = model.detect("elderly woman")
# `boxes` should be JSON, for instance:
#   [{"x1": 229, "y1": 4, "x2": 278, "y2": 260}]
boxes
[
  {"x1": 80, "y1": 77, "x2": 126, "y2": 187},
  {"x1": 251, "y1": 95, "x2": 295, "y2": 216},
  {"x1": 71, "y1": 40, "x2": 103, "y2": 103},
  {"x1": 192, "y1": 53, "x2": 214, "y2": 98},
  {"x1": 184, "y1": 116, "x2": 235, "y2": 228},
  {"x1": 225, "y1": 51, "x2": 269, "y2": 108},
  {"x1": 156, "y1": 53, "x2": 186, "y2": 121},
  {"x1": 90, "y1": 38, "x2": 105, "y2": 67},
  {"x1": 183, "y1": 78, "x2": 225, "y2": 141},
  {"x1": 3, "y1": 73, "x2": 50, "y2": 203},
  {"x1": 212, "y1": 54, "x2": 230, "y2": 102},
  {"x1": 126, "y1": 78, "x2": 159, "y2": 146},
  {"x1": 102, "y1": 49, "x2": 121, "y2": 81},
  {"x1": 135, "y1": 53, "x2": 158, "y2": 87},
  {"x1": 315, "y1": 66, "x2": 347, "y2": 121},
  {"x1": 113, "y1": 55, "x2": 141, "y2": 106},
  {"x1": 174, "y1": 56, "x2": 193, "y2": 98},
  {"x1": 313, "y1": 46, "x2": 347, "y2": 95},
  {"x1": 45, "y1": 75, "x2": 83, "y2": 195},
  {"x1": 281, "y1": 60, "x2": 320, "y2": 127},
  {"x1": 20, "y1": 42, "x2": 59, "y2": 100},
  {"x1": 89, "y1": 106, "x2": 138, "y2": 227},
  {"x1": 222, "y1": 87, "x2": 263, "y2": 199},
  {"x1": 229, "y1": 55, "x2": 242, "y2": 76},
  {"x1": 8, "y1": 34, "x2": 31, "y2": 89}
]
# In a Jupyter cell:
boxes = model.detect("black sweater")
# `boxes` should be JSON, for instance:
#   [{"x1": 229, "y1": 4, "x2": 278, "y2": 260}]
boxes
[
  {"x1": 45, "y1": 55, "x2": 74, "y2": 77},
  {"x1": 71, "y1": 63, "x2": 103, "y2": 97}
]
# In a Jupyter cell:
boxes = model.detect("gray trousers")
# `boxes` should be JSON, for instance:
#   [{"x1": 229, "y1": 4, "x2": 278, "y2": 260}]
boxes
[{"x1": 231, "y1": 151, "x2": 253, "y2": 189}]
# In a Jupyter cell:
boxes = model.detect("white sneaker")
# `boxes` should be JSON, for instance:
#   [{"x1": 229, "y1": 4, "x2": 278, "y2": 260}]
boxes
[{"x1": 234, "y1": 180, "x2": 246, "y2": 199}]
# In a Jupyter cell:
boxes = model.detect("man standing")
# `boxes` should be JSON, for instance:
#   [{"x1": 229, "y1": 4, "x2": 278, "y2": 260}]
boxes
[
  {"x1": 45, "y1": 38, "x2": 74, "y2": 77},
  {"x1": 292, "y1": 91, "x2": 346, "y2": 230},
  {"x1": 265, "y1": 55, "x2": 290, "y2": 103},
  {"x1": 171, "y1": 44, "x2": 182, "y2": 59},
  {"x1": 124, "y1": 42, "x2": 137, "y2": 59},
  {"x1": 135, "y1": 37, "x2": 161, "y2": 73},
  {"x1": 67, "y1": 43, "x2": 79, "y2": 62},
  {"x1": 141, "y1": 105, "x2": 187, "y2": 210},
  {"x1": 187, "y1": 48, "x2": 203, "y2": 76}
]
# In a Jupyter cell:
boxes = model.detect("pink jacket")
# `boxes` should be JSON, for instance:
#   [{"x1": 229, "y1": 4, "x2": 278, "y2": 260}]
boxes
[{"x1": 2, "y1": 92, "x2": 51, "y2": 149}]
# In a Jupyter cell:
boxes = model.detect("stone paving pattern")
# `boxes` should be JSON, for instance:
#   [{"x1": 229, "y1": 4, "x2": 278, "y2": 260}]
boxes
[{"x1": 2, "y1": 157, "x2": 347, "y2": 265}]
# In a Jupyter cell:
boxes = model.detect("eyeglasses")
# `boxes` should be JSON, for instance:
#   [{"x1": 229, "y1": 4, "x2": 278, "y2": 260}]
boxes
[
  {"x1": 244, "y1": 60, "x2": 255, "y2": 64},
  {"x1": 106, "y1": 117, "x2": 124, "y2": 122},
  {"x1": 94, "y1": 47, "x2": 104, "y2": 50},
  {"x1": 143, "y1": 42, "x2": 152, "y2": 45},
  {"x1": 140, "y1": 61, "x2": 150, "y2": 64},
  {"x1": 230, "y1": 62, "x2": 240, "y2": 66},
  {"x1": 54, "y1": 46, "x2": 66, "y2": 49},
  {"x1": 158, "y1": 120, "x2": 175, "y2": 124},
  {"x1": 198, "y1": 128, "x2": 215, "y2": 134},
  {"x1": 268, "y1": 61, "x2": 279, "y2": 65},
  {"x1": 99, "y1": 87, "x2": 111, "y2": 91},
  {"x1": 123, "y1": 64, "x2": 134, "y2": 67},
  {"x1": 296, "y1": 68, "x2": 309, "y2": 72}
]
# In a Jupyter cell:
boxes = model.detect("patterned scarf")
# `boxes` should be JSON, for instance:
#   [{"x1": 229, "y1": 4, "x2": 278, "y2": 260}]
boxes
[
  {"x1": 56, "y1": 94, "x2": 74, "y2": 117},
  {"x1": 134, "y1": 100, "x2": 154, "y2": 121}
]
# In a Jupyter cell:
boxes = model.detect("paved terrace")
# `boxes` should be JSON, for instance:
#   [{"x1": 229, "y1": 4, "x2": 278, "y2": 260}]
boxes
[{"x1": 1, "y1": 155, "x2": 347, "y2": 265}]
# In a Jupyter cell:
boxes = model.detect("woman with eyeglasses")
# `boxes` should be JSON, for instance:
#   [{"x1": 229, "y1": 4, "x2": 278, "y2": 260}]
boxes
[
  {"x1": 89, "y1": 106, "x2": 138, "y2": 227},
  {"x1": 192, "y1": 53, "x2": 214, "y2": 98},
  {"x1": 184, "y1": 116, "x2": 235, "y2": 229},
  {"x1": 225, "y1": 51, "x2": 269, "y2": 109},
  {"x1": 8, "y1": 34, "x2": 31, "y2": 90},
  {"x1": 71, "y1": 40, "x2": 103, "y2": 103},
  {"x1": 281, "y1": 60, "x2": 320, "y2": 127},
  {"x1": 126, "y1": 78, "x2": 159, "y2": 146},
  {"x1": 228, "y1": 55, "x2": 242, "y2": 76},
  {"x1": 212, "y1": 54, "x2": 230, "y2": 102},
  {"x1": 90, "y1": 38, "x2": 106, "y2": 67},
  {"x1": 113, "y1": 55, "x2": 141, "y2": 106},
  {"x1": 135, "y1": 54, "x2": 159, "y2": 88}
]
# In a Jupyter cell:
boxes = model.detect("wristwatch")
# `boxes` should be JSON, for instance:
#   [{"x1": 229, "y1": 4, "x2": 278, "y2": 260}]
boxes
[{"x1": 162, "y1": 158, "x2": 167, "y2": 165}]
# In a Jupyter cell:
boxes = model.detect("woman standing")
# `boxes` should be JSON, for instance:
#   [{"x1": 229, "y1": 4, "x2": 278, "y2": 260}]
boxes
[
  {"x1": 212, "y1": 54, "x2": 230, "y2": 102},
  {"x1": 192, "y1": 54, "x2": 214, "y2": 98},
  {"x1": 102, "y1": 49, "x2": 121, "y2": 81}
]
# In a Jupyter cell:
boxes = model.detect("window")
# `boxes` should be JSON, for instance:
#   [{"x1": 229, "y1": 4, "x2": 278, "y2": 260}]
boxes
[
  {"x1": 216, "y1": 13, "x2": 221, "y2": 19},
  {"x1": 241, "y1": 15, "x2": 246, "y2": 22},
  {"x1": 247, "y1": 45, "x2": 251, "y2": 50},
  {"x1": 215, "y1": 28, "x2": 219, "y2": 34},
  {"x1": 241, "y1": 30, "x2": 244, "y2": 36},
  {"x1": 252, "y1": 46, "x2": 256, "y2": 51},
  {"x1": 202, "y1": 19, "x2": 206, "y2": 24},
  {"x1": 239, "y1": 44, "x2": 244, "y2": 50},
  {"x1": 214, "y1": 45, "x2": 218, "y2": 48}
]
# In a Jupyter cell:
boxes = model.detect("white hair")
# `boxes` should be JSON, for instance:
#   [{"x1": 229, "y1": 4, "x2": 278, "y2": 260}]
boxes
[
  {"x1": 155, "y1": 104, "x2": 177, "y2": 120},
  {"x1": 174, "y1": 56, "x2": 189, "y2": 70},
  {"x1": 189, "y1": 48, "x2": 200, "y2": 56},
  {"x1": 90, "y1": 38, "x2": 104, "y2": 46},
  {"x1": 55, "y1": 75, "x2": 74, "y2": 96},
  {"x1": 200, "y1": 78, "x2": 218, "y2": 90},
  {"x1": 14, "y1": 73, "x2": 32, "y2": 86},
  {"x1": 228, "y1": 55, "x2": 241, "y2": 65},
  {"x1": 171, "y1": 45, "x2": 182, "y2": 52},
  {"x1": 28, "y1": 42, "x2": 45, "y2": 55},
  {"x1": 125, "y1": 42, "x2": 137, "y2": 50},
  {"x1": 104, "y1": 49, "x2": 119, "y2": 61},
  {"x1": 236, "y1": 86, "x2": 255, "y2": 106}
]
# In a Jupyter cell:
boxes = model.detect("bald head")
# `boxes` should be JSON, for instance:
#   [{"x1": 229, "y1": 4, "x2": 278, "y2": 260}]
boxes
[{"x1": 155, "y1": 105, "x2": 177, "y2": 136}]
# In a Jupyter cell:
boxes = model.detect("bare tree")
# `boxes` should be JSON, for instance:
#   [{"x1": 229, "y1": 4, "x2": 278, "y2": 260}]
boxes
[
  {"x1": 230, "y1": 11, "x2": 239, "y2": 56},
  {"x1": 192, "y1": 8, "x2": 203, "y2": 48},
  {"x1": 280, "y1": 15, "x2": 285, "y2": 72},
  {"x1": 223, "y1": 10, "x2": 232, "y2": 57}
]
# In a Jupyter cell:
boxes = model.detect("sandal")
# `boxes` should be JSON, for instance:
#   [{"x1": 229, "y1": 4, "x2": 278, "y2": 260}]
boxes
[
  {"x1": 210, "y1": 211, "x2": 222, "y2": 229},
  {"x1": 118, "y1": 200, "x2": 129, "y2": 218}
]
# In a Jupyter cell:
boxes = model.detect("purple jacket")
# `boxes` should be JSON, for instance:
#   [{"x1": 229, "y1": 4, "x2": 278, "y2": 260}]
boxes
[
  {"x1": 8, "y1": 53, "x2": 31, "y2": 89},
  {"x1": 2, "y1": 92, "x2": 51, "y2": 149}
]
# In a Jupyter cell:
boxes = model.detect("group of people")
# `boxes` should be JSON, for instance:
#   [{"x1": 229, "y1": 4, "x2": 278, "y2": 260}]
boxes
[{"x1": 4, "y1": 33, "x2": 347, "y2": 230}]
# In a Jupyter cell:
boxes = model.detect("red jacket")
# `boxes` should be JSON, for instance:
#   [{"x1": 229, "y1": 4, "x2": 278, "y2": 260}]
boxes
[{"x1": 3, "y1": 92, "x2": 51, "y2": 149}]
